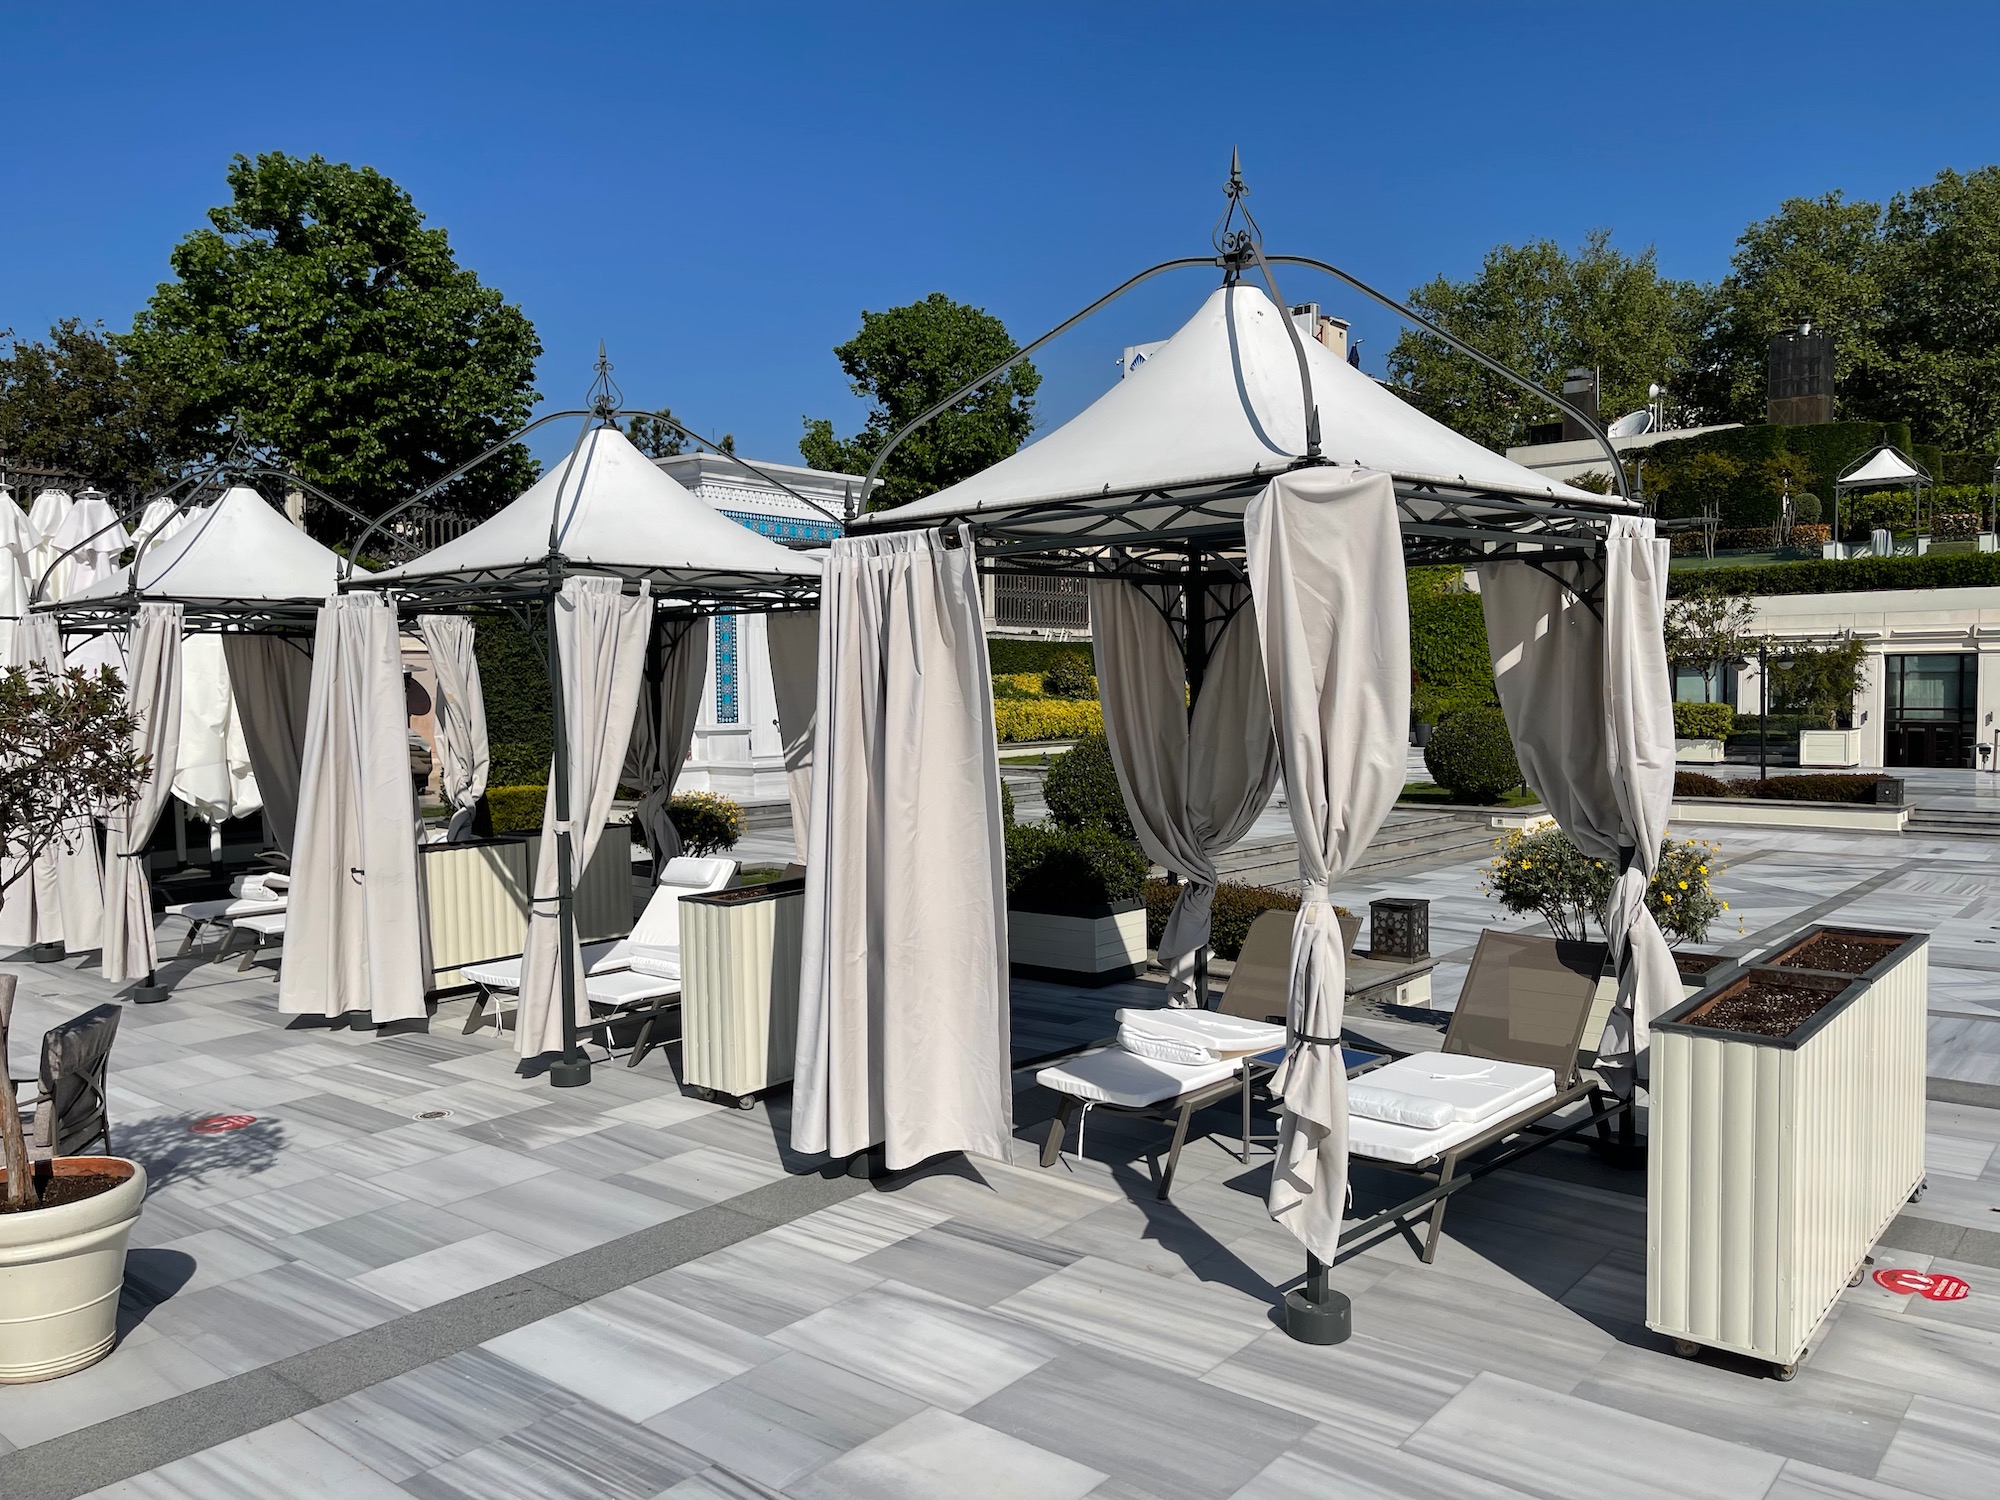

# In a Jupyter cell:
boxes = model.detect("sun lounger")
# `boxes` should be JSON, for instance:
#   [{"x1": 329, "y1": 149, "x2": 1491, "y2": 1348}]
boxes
[
  {"x1": 226, "y1": 910, "x2": 288, "y2": 972},
  {"x1": 1339, "y1": 927, "x2": 1630, "y2": 1263},
  {"x1": 165, "y1": 872, "x2": 290, "y2": 957}
]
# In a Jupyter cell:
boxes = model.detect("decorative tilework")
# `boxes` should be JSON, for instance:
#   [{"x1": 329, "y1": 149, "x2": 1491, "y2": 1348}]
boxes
[
  {"x1": 720, "y1": 509, "x2": 843, "y2": 544},
  {"x1": 715, "y1": 614, "x2": 739, "y2": 724}
]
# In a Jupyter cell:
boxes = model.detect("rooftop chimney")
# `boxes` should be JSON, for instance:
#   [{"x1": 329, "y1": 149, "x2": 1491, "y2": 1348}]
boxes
[
  {"x1": 1767, "y1": 327, "x2": 1833, "y2": 426},
  {"x1": 1559, "y1": 368, "x2": 1599, "y2": 442}
]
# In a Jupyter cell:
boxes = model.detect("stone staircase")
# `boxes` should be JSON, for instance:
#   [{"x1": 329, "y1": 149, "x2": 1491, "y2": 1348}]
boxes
[
  {"x1": 1906, "y1": 805, "x2": 2000, "y2": 838},
  {"x1": 1216, "y1": 808, "x2": 1498, "y2": 888}
]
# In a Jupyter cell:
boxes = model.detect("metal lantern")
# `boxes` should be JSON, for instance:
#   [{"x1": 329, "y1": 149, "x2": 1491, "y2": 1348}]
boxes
[{"x1": 1368, "y1": 897, "x2": 1430, "y2": 962}]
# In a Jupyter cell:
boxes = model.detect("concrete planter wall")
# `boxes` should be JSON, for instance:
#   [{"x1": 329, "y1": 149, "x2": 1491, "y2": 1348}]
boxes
[
  {"x1": 1671, "y1": 797, "x2": 1911, "y2": 834},
  {"x1": 1798, "y1": 729, "x2": 1864, "y2": 767},
  {"x1": 1009, "y1": 898, "x2": 1147, "y2": 986},
  {"x1": 0, "y1": 1158, "x2": 147, "y2": 1383},
  {"x1": 680, "y1": 879, "x2": 805, "y2": 1106},
  {"x1": 1675, "y1": 738, "x2": 1726, "y2": 764},
  {"x1": 421, "y1": 825, "x2": 634, "y2": 991},
  {"x1": 1647, "y1": 926, "x2": 1927, "y2": 1375}
]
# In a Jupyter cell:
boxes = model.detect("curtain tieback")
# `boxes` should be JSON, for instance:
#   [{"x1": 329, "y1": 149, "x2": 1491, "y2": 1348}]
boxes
[
  {"x1": 1288, "y1": 1030, "x2": 1341, "y2": 1047},
  {"x1": 1299, "y1": 880, "x2": 1331, "y2": 907}
]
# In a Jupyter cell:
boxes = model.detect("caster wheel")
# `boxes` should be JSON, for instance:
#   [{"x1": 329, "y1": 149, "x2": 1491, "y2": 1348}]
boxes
[
  {"x1": 1849, "y1": 1267, "x2": 1865, "y2": 1288},
  {"x1": 1909, "y1": 1181, "x2": 1927, "y2": 1204},
  {"x1": 1772, "y1": 1362, "x2": 1798, "y2": 1382},
  {"x1": 1672, "y1": 1338, "x2": 1701, "y2": 1359},
  {"x1": 733, "y1": 1094, "x2": 755, "y2": 1111}
]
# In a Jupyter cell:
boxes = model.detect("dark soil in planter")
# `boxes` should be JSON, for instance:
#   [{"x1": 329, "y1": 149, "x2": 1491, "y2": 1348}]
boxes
[
  {"x1": 1770, "y1": 930, "x2": 1904, "y2": 975},
  {"x1": 0, "y1": 1170, "x2": 126, "y2": 1213},
  {"x1": 1674, "y1": 952, "x2": 1730, "y2": 979},
  {"x1": 1686, "y1": 971, "x2": 1845, "y2": 1040}
]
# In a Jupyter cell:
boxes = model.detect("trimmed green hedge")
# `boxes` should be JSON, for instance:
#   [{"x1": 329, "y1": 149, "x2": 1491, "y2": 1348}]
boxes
[
  {"x1": 989, "y1": 638, "x2": 1093, "y2": 676},
  {"x1": 1673, "y1": 771, "x2": 1898, "y2": 803},
  {"x1": 1006, "y1": 823, "x2": 1149, "y2": 911},
  {"x1": 1423, "y1": 705, "x2": 1521, "y2": 803},
  {"x1": 1043, "y1": 732, "x2": 1133, "y2": 840},
  {"x1": 474, "y1": 611, "x2": 552, "y2": 785},
  {"x1": 1672, "y1": 702, "x2": 1735, "y2": 739},
  {"x1": 1646, "y1": 421, "x2": 1909, "y2": 530},
  {"x1": 1141, "y1": 879, "x2": 1306, "y2": 961},
  {"x1": 484, "y1": 784, "x2": 546, "y2": 834},
  {"x1": 1669, "y1": 551, "x2": 2000, "y2": 599},
  {"x1": 1409, "y1": 567, "x2": 1496, "y2": 720}
]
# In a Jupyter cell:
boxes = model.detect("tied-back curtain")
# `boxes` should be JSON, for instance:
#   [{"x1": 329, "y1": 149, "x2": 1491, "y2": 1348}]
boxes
[
  {"x1": 418, "y1": 615, "x2": 490, "y2": 843},
  {"x1": 222, "y1": 635, "x2": 314, "y2": 854},
  {"x1": 1478, "y1": 515, "x2": 1676, "y2": 1091},
  {"x1": 0, "y1": 496, "x2": 35, "y2": 664},
  {"x1": 1090, "y1": 579, "x2": 1279, "y2": 1006},
  {"x1": 102, "y1": 603, "x2": 184, "y2": 983},
  {"x1": 279, "y1": 593, "x2": 426, "y2": 1024},
  {"x1": 767, "y1": 609, "x2": 820, "y2": 864},
  {"x1": 794, "y1": 528, "x2": 1012, "y2": 1170},
  {"x1": 0, "y1": 614, "x2": 97, "y2": 951},
  {"x1": 517, "y1": 577, "x2": 652, "y2": 1057},
  {"x1": 1246, "y1": 469, "x2": 1410, "y2": 1264},
  {"x1": 622, "y1": 613, "x2": 709, "y2": 870}
]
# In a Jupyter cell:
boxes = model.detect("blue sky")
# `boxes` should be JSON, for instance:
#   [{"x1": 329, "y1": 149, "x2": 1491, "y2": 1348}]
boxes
[{"x1": 6, "y1": 3, "x2": 1998, "y2": 471}]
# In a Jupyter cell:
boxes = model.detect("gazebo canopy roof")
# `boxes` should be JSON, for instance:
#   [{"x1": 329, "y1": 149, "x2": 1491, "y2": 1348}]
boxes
[
  {"x1": 860, "y1": 282, "x2": 1635, "y2": 570},
  {"x1": 1836, "y1": 445, "x2": 1928, "y2": 490},
  {"x1": 48, "y1": 485, "x2": 358, "y2": 635},
  {"x1": 364, "y1": 424, "x2": 820, "y2": 610}
]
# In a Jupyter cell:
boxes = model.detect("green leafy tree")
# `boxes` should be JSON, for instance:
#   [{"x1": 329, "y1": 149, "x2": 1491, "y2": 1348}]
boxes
[
  {"x1": 123, "y1": 153, "x2": 542, "y2": 528},
  {"x1": 1663, "y1": 588, "x2": 1763, "y2": 696},
  {"x1": 801, "y1": 292, "x2": 1038, "y2": 506},
  {"x1": 0, "y1": 320, "x2": 181, "y2": 495},
  {"x1": 1768, "y1": 635, "x2": 1870, "y2": 729},
  {"x1": 1387, "y1": 230, "x2": 1716, "y2": 451}
]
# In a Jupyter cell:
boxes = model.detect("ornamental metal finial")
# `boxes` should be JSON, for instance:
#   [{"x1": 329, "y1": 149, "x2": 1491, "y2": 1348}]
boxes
[
  {"x1": 588, "y1": 342, "x2": 623, "y2": 420},
  {"x1": 1212, "y1": 149, "x2": 1259, "y2": 264}
]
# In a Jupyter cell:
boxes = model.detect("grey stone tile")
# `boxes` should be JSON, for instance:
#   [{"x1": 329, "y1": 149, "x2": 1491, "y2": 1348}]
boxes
[
  {"x1": 638, "y1": 1231, "x2": 884, "y2": 1335},
  {"x1": 1348, "y1": 1262, "x2": 1614, "y2": 1393},
  {"x1": 1811, "y1": 1303, "x2": 2000, "y2": 1403},
  {"x1": 350, "y1": 1229, "x2": 557, "y2": 1312},
  {"x1": 763, "y1": 1192, "x2": 950, "y2": 1263},
  {"x1": 295, "y1": 1347, "x2": 577, "y2": 1481},
  {"x1": 370, "y1": 1142, "x2": 559, "y2": 1205},
  {"x1": 1762, "y1": 1459, "x2": 1938, "y2": 1499},
  {"x1": 525, "y1": 1120, "x2": 701, "y2": 1179},
  {"x1": 402, "y1": 1397, "x2": 707, "y2": 1500},
  {"x1": 0, "y1": 1330, "x2": 229, "y2": 1448},
  {"x1": 445, "y1": 1167, "x2": 681, "y2": 1256},
  {"x1": 789, "y1": 1408, "x2": 1105, "y2": 1500},
  {"x1": 1202, "y1": 1327, "x2": 1471, "y2": 1441},
  {"x1": 141, "y1": 1262, "x2": 407, "y2": 1376},
  {"x1": 775, "y1": 1280, "x2": 1067, "y2": 1411},
  {"x1": 277, "y1": 1200, "x2": 494, "y2": 1279},
  {"x1": 855, "y1": 1218, "x2": 1080, "y2": 1308},
  {"x1": 654, "y1": 1470, "x2": 789, "y2": 1499},
  {"x1": 204, "y1": 1171, "x2": 408, "y2": 1240},
  {"x1": 1403, "y1": 1370, "x2": 1787, "y2": 1499},
  {"x1": 967, "y1": 1345, "x2": 1312, "y2": 1500},
  {"x1": 79, "y1": 1416, "x2": 412, "y2": 1498},
  {"x1": 1872, "y1": 1392, "x2": 2000, "y2": 1500},
  {"x1": 993, "y1": 1253, "x2": 1270, "y2": 1375},
  {"x1": 1228, "y1": 1425, "x2": 1539, "y2": 1499},
  {"x1": 613, "y1": 1145, "x2": 790, "y2": 1209}
]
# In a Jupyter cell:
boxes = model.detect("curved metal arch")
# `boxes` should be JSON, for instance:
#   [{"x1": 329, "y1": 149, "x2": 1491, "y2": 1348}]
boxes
[{"x1": 606, "y1": 409, "x2": 844, "y2": 528}]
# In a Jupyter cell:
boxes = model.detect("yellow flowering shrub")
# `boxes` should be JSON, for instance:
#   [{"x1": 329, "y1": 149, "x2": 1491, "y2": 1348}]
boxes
[
  {"x1": 1482, "y1": 828, "x2": 1728, "y2": 945},
  {"x1": 992, "y1": 699, "x2": 1104, "y2": 743}
]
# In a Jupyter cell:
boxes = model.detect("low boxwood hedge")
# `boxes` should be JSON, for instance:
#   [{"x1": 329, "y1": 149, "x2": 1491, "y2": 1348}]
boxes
[
  {"x1": 1006, "y1": 823, "x2": 1149, "y2": 912},
  {"x1": 1672, "y1": 702, "x2": 1736, "y2": 739},
  {"x1": 993, "y1": 698, "x2": 1103, "y2": 742},
  {"x1": 1142, "y1": 878, "x2": 1308, "y2": 961},
  {"x1": 1672, "y1": 770, "x2": 1898, "y2": 803}
]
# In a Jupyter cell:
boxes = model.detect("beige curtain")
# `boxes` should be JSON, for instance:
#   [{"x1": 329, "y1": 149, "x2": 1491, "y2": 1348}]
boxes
[
  {"x1": 622, "y1": 612, "x2": 709, "y2": 869},
  {"x1": 1247, "y1": 469, "x2": 1410, "y2": 1264},
  {"x1": 0, "y1": 614, "x2": 97, "y2": 951},
  {"x1": 517, "y1": 577, "x2": 652, "y2": 1057},
  {"x1": 279, "y1": 593, "x2": 426, "y2": 1023},
  {"x1": 1479, "y1": 515, "x2": 1677, "y2": 1091},
  {"x1": 794, "y1": 528, "x2": 1011, "y2": 1170},
  {"x1": 102, "y1": 603, "x2": 184, "y2": 983},
  {"x1": 767, "y1": 609, "x2": 820, "y2": 863},
  {"x1": 418, "y1": 615, "x2": 490, "y2": 842},
  {"x1": 222, "y1": 634, "x2": 314, "y2": 855},
  {"x1": 1090, "y1": 579, "x2": 1278, "y2": 1006}
]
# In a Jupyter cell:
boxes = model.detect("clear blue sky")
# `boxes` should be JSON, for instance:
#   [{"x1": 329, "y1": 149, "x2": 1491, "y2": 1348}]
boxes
[{"x1": 6, "y1": 2, "x2": 1998, "y2": 471}]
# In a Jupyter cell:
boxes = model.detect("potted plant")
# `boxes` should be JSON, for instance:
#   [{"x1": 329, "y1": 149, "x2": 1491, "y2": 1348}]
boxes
[
  {"x1": 1770, "y1": 635, "x2": 1869, "y2": 768},
  {"x1": 1664, "y1": 590, "x2": 1759, "y2": 766},
  {"x1": 1006, "y1": 822, "x2": 1150, "y2": 985},
  {"x1": 1648, "y1": 925, "x2": 1927, "y2": 1378},
  {"x1": 0, "y1": 663, "x2": 153, "y2": 1382}
]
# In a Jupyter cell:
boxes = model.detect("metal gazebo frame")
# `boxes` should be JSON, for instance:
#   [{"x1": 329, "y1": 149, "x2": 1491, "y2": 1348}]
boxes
[
  {"x1": 344, "y1": 363, "x2": 826, "y2": 1089},
  {"x1": 1831, "y1": 444, "x2": 1932, "y2": 553}
]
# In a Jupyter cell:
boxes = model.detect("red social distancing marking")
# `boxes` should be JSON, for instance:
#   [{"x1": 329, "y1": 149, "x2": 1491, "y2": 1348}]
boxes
[
  {"x1": 1873, "y1": 1268, "x2": 1972, "y2": 1301},
  {"x1": 189, "y1": 1114, "x2": 257, "y2": 1135}
]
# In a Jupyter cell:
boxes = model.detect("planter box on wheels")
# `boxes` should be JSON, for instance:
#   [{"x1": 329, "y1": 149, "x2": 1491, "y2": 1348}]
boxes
[
  {"x1": 1008, "y1": 898, "x2": 1147, "y2": 986},
  {"x1": 1648, "y1": 926, "x2": 1926, "y2": 1377},
  {"x1": 681, "y1": 879, "x2": 805, "y2": 1107}
]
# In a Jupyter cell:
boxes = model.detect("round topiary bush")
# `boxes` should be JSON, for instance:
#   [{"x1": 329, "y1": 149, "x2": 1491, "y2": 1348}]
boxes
[
  {"x1": 1040, "y1": 654, "x2": 1097, "y2": 700},
  {"x1": 1423, "y1": 706, "x2": 1522, "y2": 804},
  {"x1": 1042, "y1": 732, "x2": 1133, "y2": 839}
]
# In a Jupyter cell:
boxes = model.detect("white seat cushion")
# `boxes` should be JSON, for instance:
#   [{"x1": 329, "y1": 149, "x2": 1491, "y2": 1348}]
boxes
[
  {"x1": 1347, "y1": 1076, "x2": 1561, "y2": 1165},
  {"x1": 1346, "y1": 1053, "x2": 1555, "y2": 1129},
  {"x1": 1037, "y1": 1048, "x2": 1240, "y2": 1109},
  {"x1": 585, "y1": 969, "x2": 679, "y2": 1005},
  {"x1": 462, "y1": 939, "x2": 625, "y2": 993},
  {"x1": 233, "y1": 912, "x2": 287, "y2": 937},
  {"x1": 626, "y1": 944, "x2": 680, "y2": 981},
  {"x1": 166, "y1": 896, "x2": 286, "y2": 922},
  {"x1": 1115, "y1": 1009, "x2": 1286, "y2": 1063}
]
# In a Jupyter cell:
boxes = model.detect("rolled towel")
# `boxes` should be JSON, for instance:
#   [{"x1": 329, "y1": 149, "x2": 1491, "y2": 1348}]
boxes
[
  {"x1": 1345, "y1": 1083, "x2": 1457, "y2": 1131},
  {"x1": 627, "y1": 944, "x2": 681, "y2": 981},
  {"x1": 1117, "y1": 1023, "x2": 1216, "y2": 1067}
]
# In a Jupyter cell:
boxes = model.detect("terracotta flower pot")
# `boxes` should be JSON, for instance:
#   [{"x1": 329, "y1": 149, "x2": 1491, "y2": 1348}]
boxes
[{"x1": 0, "y1": 1156, "x2": 147, "y2": 1383}]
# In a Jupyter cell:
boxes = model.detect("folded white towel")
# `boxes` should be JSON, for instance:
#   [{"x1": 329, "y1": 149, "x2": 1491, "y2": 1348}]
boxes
[
  {"x1": 1118, "y1": 1024, "x2": 1214, "y2": 1067},
  {"x1": 1113, "y1": 1008, "x2": 1285, "y2": 1059},
  {"x1": 627, "y1": 943, "x2": 681, "y2": 981},
  {"x1": 1346, "y1": 1083, "x2": 1457, "y2": 1131}
]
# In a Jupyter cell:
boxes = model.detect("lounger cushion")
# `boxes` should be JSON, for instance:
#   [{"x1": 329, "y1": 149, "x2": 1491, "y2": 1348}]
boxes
[
  {"x1": 232, "y1": 912, "x2": 288, "y2": 937},
  {"x1": 1115, "y1": 1009, "x2": 1286, "y2": 1063},
  {"x1": 1036, "y1": 1048, "x2": 1239, "y2": 1109},
  {"x1": 1348, "y1": 1074, "x2": 1561, "y2": 1164},
  {"x1": 625, "y1": 944, "x2": 680, "y2": 981},
  {"x1": 582, "y1": 969, "x2": 679, "y2": 1005},
  {"x1": 165, "y1": 896, "x2": 286, "y2": 922},
  {"x1": 1346, "y1": 1053, "x2": 1555, "y2": 1129},
  {"x1": 462, "y1": 939, "x2": 625, "y2": 993}
]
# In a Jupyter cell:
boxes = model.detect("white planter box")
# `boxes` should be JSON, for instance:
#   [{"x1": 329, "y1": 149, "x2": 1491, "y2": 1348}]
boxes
[
  {"x1": 1009, "y1": 900, "x2": 1147, "y2": 986},
  {"x1": 0, "y1": 1157, "x2": 147, "y2": 1383},
  {"x1": 1798, "y1": 729, "x2": 1863, "y2": 768},
  {"x1": 1648, "y1": 927, "x2": 1927, "y2": 1374},
  {"x1": 681, "y1": 879, "x2": 804, "y2": 1104},
  {"x1": 1675, "y1": 738, "x2": 1726, "y2": 764},
  {"x1": 1671, "y1": 797, "x2": 1910, "y2": 834},
  {"x1": 421, "y1": 824, "x2": 633, "y2": 990},
  {"x1": 1979, "y1": 532, "x2": 1997, "y2": 553}
]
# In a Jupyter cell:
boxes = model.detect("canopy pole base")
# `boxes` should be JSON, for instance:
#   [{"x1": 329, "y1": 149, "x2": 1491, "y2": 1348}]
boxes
[
  {"x1": 1282, "y1": 1255, "x2": 1350, "y2": 1345},
  {"x1": 548, "y1": 1053, "x2": 593, "y2": 1088},
  {"x1": 30, "y1": 943, "x2": 65, "y2": 964}
]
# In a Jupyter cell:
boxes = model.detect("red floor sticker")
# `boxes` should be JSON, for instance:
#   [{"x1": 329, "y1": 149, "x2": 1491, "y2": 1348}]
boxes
[
  {"x1": 189, "y1": 1114, "x2": 257, "y2": 1135},
  {"x1": 1874, "y1": 1268, "x2": 1972, "y2": 1300}
]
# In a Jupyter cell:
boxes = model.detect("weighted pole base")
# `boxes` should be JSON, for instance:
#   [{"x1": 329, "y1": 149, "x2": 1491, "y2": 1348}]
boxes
[
  {"x1": 30, "y1": 942, "x2": 65, "y2": 963},
  {"x1": 1282, "y1": 1284, "x2": 1352, "y2": 1345},
  {"x1": 548, "y1": 1054, "x2": 593, "y2": 1089},
  {"x1": 846, "y1": 1148, "x2": 886, "y2": 1180},
  {"x1": 130, "y1": 982, "x2": 172, "y2": 1005}
]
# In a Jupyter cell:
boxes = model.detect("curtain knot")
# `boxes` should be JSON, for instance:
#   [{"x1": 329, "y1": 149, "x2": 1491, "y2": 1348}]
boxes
[{"x1": 1300, "y1": 879, "x2": 1331, "y2": 907}]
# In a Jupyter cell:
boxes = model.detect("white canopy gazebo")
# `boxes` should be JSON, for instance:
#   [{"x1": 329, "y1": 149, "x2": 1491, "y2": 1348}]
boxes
[
  {"x1": 349, "y1": 404, "x2": 824, "y2": 1083},
  {"x1": 1832, "y1": 443, "x2": 1931, "y2": 548},
  {"x1": 806, "y1": 173, "x2": 1675, "y2": 1344}
]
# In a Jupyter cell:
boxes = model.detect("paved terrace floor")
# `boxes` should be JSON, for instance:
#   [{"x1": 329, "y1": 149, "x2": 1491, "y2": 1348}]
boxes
[{"x1": 3, "y1": 805, "x2": 2000, "y2": 1499}]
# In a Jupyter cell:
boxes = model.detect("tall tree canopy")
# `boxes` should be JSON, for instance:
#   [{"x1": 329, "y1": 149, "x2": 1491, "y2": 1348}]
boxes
[
  {"x1": 1387, "y1": 231, "x2": 1715, "y2": 451},
  {"x1": 123, "y1": 153, "x2": 542, "y2": 524},
  {"x1": 800, "y1": 292, "x2": 1038, "y2": 507},
  {"x1": 0, "y1": 320, "x2": 180, "y2": 496}
]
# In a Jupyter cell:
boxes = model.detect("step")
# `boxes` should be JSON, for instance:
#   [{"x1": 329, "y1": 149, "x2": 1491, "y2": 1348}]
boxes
[{"x1": 1907, "y1": 807, "x2": 2000, "y2": 836}]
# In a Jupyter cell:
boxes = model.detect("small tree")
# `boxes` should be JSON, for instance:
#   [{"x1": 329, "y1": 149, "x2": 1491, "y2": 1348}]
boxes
[
  {"x1": 1663, "y1": 588, "x2": 1762, "y2": 701},
  {"x1": 1768, "y1": 634, "x2": 1870, "y2": 730},
  {"x1": 1482, "y1": 827, "x2": 1729, "y2": 947},
  {"x1": 1, "y1": 665, "x2": 149, "y2": 1209}
]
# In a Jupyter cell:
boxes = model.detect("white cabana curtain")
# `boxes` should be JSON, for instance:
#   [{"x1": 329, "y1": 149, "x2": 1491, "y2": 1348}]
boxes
[
  {"x1": 102, "y1": 603, "x2": 184, "y2": 983},
  {"x1": 172, "y1": 636, "x2": 263, "y2": 825},
  {"x1": 1247, "y1": 468, "x2": 1410, "y2": 1264},
  {"x1": 0, "y1": 614, "x2": 106, "y2": 955},
  {"x1": 222, "y1": 635, "x2": 314, "y2": 854},
  {"x1": 516, "y1": 576, "x2": 652, "y2": 1057},
  {"x1": 0, "y1": 492, "x2": 36, "y2": 663},
  {"x1": 794, "y1": 528, "x2": 1012, "y2": 1170},
  {"x1": 1090, "y1": 579, "x2": 1279, "y2": 1006},
  {"x1": 1478, "y1": 515, "x2": 1677, "y2": 1090},
  {"x1": 622, "y1": 613, "x2": 709, "y2": 870},
  {"x1": 767, "y1": 609, "x2": 820, "y2": 862},
  {"x1": 279, "y1": 593, "x2": 426, "y2": 1023},
  {"x1": 24, "y1": 490, "x2": 73, "y2": 595},
  {"x1": 46, "y1": 495, "x2": 130, "y2": 678},
  {"x1": 417, "y1": 615, "x2": 490, "y2": 842}
]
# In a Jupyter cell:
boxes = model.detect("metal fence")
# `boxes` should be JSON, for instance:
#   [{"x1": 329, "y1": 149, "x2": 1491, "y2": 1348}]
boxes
[{"x1": 990, "y1": 571, "x2": 1090, "y2": 633}]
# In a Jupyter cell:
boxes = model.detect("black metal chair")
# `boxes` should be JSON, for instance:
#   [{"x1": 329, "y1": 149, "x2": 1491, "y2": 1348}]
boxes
[{"x1": 11, "y1": 1004, "x2": 122, "y2": 1158}]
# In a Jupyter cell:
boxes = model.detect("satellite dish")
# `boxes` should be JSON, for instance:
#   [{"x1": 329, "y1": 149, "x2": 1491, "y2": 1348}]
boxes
[{"x1": 1606, "y1": 409, "x2": 1655, "y2": 438}]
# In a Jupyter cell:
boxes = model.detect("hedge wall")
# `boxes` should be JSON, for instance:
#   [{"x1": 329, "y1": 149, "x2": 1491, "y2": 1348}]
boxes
[
  {"x1": 1668, "y1": 551, "x2": 2000, "y2": 599},
  {"x1": 1644, "y1": 420, "x2": 1909, "y2": 530},
  {"x1": 473, "y1": 611, "x2": 553, "y2": 786},
  {"x1": 989, "y1": 638, "x2": 1094, "y2": 676},
  {"x1": 1409, "y1": 566, "x2": 1496, "y2": 720}
]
